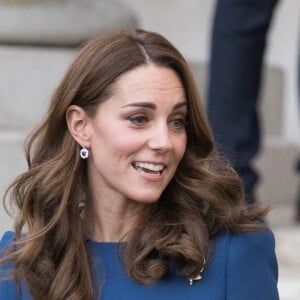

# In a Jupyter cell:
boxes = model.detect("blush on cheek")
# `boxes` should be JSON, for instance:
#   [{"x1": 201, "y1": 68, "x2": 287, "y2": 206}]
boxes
[
  {"x1": 178, "y1": 138, "x2": 187, "y2": 159},
  {"x1": 114, "y1": 133, "x2": 144, "y2": 151}
]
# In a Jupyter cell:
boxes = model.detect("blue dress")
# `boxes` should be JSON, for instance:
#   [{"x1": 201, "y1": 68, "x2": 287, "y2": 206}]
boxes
[{"x1": 0, "y1": 230, "x2": 279, "y2": 299}]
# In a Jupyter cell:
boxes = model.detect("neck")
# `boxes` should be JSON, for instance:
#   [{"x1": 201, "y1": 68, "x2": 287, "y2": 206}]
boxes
[{"x1": 85, "y1": 194, "x2": 144, "y2": 243}]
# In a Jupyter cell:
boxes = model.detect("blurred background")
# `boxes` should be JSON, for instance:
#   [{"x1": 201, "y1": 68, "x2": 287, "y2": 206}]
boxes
[{"x1": 0, "y1": 0, "x2": 299, "y2": 299}]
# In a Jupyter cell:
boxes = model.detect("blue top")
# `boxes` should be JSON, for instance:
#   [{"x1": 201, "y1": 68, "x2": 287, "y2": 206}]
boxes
[{"x1": 0, "y1": 230, "x2": 279, "y2": 299}]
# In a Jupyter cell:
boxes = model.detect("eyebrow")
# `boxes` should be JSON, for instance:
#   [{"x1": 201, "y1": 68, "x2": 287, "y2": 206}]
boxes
[{"x1": 122, "y1": 101, "x2": 187, "y2": 111}]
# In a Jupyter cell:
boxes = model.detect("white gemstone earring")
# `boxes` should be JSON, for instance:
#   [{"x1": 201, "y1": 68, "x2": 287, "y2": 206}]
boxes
[
  {"x1": 78, "y1": 200, "x2": 86, "y2": 218},
  {"x1": 80, "y1": 147, "x2": 89, "y2": 159}
]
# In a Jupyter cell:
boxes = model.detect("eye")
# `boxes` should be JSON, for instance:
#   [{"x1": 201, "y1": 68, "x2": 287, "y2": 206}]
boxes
[
  {"x1": 170, "y1": 118, "x2": 186, "y2": 129},
  {"x1": 128, "y1": 114, "x2": 148, "y2": 125}
]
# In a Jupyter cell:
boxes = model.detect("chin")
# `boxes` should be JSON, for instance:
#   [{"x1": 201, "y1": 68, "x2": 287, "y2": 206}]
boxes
[{"x1": 130, "y1": 191, "x2": 163, "y2": 204}]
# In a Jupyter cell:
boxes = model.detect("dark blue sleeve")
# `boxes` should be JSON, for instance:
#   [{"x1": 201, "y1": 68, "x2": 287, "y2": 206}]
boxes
[
  {"x1": 0, "y1": 231, "x2": 22, "y2": 299},
  {"x1": 226, "y1": 229, "x2": 279, "y2": 300}
]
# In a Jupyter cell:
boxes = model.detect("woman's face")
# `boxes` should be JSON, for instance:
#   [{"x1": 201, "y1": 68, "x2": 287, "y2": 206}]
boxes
[{"x1": 87, "y1": 64, "x2": 187, "y2": 204}]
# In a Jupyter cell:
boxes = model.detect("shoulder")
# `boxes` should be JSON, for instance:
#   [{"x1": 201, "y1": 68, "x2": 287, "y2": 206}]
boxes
[
  {"x1": 224, "y1": 228, "x2": 275, "y2": 257},
  {"x1": 224, "y1": 229, "x2": 278, "y2": 276},
  {"x1": 215, "y1": 229, "x2": 279, "y2": 300},
  {"x1": 0, "y1": 231, "x2": 15, "y2": 251},
  {"x1": 0, "y1": 231, "x2": 22, "y2": 300}
]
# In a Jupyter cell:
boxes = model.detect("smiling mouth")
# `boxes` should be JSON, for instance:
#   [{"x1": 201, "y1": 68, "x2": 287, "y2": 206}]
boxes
[{"x1": 132, "y1": 162, "x2": 165, "y2": 175}]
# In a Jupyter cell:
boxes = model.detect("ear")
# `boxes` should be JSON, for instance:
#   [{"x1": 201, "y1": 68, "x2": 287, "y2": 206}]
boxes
[{"x1": 66, "y1": 105, "x2": 91, "y2": 148}]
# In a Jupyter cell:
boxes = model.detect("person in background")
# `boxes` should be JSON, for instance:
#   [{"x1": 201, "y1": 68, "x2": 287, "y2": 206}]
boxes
[
  {"x1": 207, "y1": 0, "x2": 300, "y2": 220},
  {"x1": 0, "y1": 29, "x2": 278, "y2": 299}
]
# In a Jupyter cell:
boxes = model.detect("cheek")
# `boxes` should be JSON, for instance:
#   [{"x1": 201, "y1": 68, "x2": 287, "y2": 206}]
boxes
[
  {"x1": 175, "y1": 134, "x2": 187, "y2": 161},
  {"x1": 92, "y1": 126, "x2": 143, "y2": 158}
]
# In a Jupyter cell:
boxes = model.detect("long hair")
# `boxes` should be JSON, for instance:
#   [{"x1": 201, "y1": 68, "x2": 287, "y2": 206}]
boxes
[{"x1": 1, "y1": 29, "x2": 267, "y2": 299}]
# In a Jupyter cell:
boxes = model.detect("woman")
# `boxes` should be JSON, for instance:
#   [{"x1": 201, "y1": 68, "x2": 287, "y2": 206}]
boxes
[{"x1": 0, "y1": 29, "x2": 279, "y2": 299}]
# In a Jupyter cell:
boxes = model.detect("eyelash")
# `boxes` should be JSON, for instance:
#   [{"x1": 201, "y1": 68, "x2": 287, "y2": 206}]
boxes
[
  {"x1": 170, "y1": 118, "x2": 187, "y2": 129},
  {"x1": 127, "y1": 114, "x2": 187, "y2": 130},
  {"x1": 128, "y1": 115, "x2": 148, "y2": 125}
]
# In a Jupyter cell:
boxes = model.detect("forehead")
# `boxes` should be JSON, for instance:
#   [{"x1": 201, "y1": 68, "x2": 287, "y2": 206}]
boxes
[{"x1": 112, "y1": 64, "x2": 186, "y2": 97}]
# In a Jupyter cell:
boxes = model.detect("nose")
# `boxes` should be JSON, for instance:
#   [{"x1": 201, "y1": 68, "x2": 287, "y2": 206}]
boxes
[{"x1": 147, "y1": 123, "x2": 173, "y2": 152}]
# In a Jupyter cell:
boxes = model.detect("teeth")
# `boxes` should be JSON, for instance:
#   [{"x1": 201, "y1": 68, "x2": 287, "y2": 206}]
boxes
[{"x1": 134, "y1": 162, "x2": 164, "y2": 172}]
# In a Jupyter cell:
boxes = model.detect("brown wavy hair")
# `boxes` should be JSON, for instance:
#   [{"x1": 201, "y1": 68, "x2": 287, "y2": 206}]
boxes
[{"x1": 1, "y1": 29, "x2": 267, "y2": 299}]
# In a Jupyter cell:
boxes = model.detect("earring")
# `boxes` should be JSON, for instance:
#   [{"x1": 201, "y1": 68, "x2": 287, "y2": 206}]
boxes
[
  {"x1": 78, "y1": 200, "x2": 86, "y2": 218},
  {"x1": 80, "y1": 147, "x2": 89, "y2": 159}
]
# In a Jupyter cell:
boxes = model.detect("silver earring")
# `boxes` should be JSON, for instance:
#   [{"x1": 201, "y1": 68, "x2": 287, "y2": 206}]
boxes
[
  {"x1": 78, "y1": 200, "x2": 86, "y2": 218},
  {"x1": 80, "y1": 147, "x2": 89, "y2": 159}
]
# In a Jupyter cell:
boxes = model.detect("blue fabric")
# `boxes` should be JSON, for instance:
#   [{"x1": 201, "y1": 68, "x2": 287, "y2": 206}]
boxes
[{"x1": 0, "y1": 230, "x2": 279, "y2": 299}]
